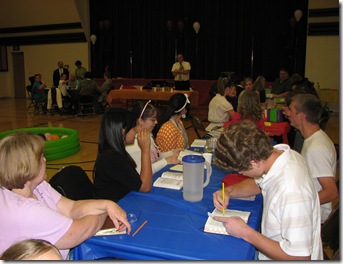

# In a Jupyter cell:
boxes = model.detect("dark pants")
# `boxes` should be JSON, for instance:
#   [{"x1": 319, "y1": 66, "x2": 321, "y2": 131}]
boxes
[{"x1": 175, "y1": 80, "x2": 190, "y2": 90}]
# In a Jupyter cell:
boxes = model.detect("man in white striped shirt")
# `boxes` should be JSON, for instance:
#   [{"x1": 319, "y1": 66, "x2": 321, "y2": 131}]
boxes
[{"x1": 212, "y1": 120, "x2": 323, "y2": 260}]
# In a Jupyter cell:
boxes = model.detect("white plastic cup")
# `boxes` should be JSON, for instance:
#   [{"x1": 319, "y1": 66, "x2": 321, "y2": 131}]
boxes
[{"x1": 202, "y1": 153, "x2": 213, "y2": 164}]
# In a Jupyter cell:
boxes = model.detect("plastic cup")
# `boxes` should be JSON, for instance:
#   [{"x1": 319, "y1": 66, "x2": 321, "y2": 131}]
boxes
[{"x1": 202, "y1": 153, "x2": 213, "y2": 164}]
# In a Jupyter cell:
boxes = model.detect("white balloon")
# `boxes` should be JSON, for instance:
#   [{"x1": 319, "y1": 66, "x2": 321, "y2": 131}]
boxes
[
  {"x1": 90, "y1": 34, "x2": 97, "y2": 45},
  {"x1": 193, "y1": 22, "x2": 200, "y2": 34},
  {"x1": 294, "y1": 9, "x2": 302, "y2": 22}
]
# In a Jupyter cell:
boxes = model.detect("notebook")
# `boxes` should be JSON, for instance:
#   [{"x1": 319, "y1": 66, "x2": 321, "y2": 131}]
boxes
[{"x1": 204, "y1": 209, "x2": 250, "y2": 235}]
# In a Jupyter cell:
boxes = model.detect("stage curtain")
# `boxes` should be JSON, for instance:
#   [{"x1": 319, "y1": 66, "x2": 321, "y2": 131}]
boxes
[{"x1": 89, "y1": 0, "x2": 308, "y2": 81}]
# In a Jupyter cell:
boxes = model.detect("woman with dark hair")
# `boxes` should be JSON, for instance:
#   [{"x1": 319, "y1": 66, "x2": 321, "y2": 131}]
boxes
[
  {"x1": 93, "y1": 108, "x2": 152, "y2": 202},
  {"x1": 208, "y1": 81, "x2": 236, "y2": 124},
  {"x1": 154, "y1": 93, "x2": 190, "y2": 152},
  {"x1": 126, "y1": 101, "x2": 181, "y2": 174},
  {"x1": 74, "y1": 60, "x2": 87, "y2": 80}
]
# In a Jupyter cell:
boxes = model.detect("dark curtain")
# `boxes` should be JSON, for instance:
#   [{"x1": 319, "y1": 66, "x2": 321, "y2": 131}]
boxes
[{"x1": 90, "y1": 0, "x2": 308, "y2": 81}]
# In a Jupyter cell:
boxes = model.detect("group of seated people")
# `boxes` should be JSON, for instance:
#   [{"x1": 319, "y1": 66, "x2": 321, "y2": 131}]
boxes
[
  {"x1": 29, "y1": 60, "x2": 112, "y2": 115},
  {"x1": 30, "y1": 69, "x2": 112, "y2": 115},
  {"x1": 208, "y1": 67, "x2": 338, "y2": 213},
  {"x1": 3, "y1": 65, "x2": 338, "y2": 259}
]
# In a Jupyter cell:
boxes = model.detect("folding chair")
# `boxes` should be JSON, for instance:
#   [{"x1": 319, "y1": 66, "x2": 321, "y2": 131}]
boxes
[
  {"x1": 49, "y1": 165, "x2": 94, "y2": 200},
  {"x1": 75, "y1": 94, "x2": 96, "y2": 116},
  {"x1": 189, "y1": 114, "x2": 211, "y2": 139}
]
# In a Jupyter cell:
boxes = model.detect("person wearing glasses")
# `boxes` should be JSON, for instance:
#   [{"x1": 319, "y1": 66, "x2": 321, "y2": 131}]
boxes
[
  {"x1": 93, "y1": 108, "x2": 152, "y2": 202},
  {"x1": 126, "y1": 100, "x2": 182, "y2": 174}
]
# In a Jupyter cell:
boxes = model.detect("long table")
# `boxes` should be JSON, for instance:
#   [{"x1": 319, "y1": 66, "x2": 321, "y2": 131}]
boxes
[
  {"x1": 73, "y1": 164, "x2": 263, "y2": 260},
  {"x1": 263, "y1": 118, "x2": 291, "y2": 144},
  {"x1": 106, "y1": 89, "x2": 199, "y2": 107}
]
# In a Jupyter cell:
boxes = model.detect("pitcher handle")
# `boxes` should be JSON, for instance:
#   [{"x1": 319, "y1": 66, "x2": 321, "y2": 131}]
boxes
[{"x1": 203, "y1": 161, "x2": 212, "y2": 187}]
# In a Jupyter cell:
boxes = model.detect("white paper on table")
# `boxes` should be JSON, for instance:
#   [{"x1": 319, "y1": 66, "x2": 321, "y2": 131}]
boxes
[
  {"x1": 191, "y1": 139, "x2": 207, "y2": 148},
  {"x1": 169, "y1": 164, "x2": 183, "y2": 172}
]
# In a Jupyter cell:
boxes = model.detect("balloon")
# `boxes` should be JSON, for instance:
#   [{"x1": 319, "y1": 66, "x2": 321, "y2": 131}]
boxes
[
  {"x1": 193, "y1": 22, "x2": 200, "y2": 34},
  {"x1": 294, "y1": 9, "x2": 302, "y2": 22},
  {"x1": 90, "y1": 34, "x2": 97, "y2": 45}
]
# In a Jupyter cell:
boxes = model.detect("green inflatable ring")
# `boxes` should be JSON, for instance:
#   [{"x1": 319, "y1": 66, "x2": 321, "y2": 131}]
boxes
[{"x1": 0, "y1": 127, "x2": 80, "y2": 161}]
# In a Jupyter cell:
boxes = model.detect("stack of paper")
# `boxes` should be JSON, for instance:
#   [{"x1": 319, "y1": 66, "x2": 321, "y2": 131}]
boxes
[
  {"x1": 153, "y1": 171, "x2": 183, "y2": 190},
  {"x1": 191, "y1": 139, "x2": 207, "y2": 148}
]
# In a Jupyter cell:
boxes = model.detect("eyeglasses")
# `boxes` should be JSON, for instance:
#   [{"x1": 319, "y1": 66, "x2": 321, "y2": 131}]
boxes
[{"x1": 139, "y1": 100, "x2": 152, "y2": 119}]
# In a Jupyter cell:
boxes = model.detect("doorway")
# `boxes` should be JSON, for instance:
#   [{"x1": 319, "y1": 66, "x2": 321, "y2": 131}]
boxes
[{"x1": 12, "y1": 52, "x2": 26, "y2": 98}]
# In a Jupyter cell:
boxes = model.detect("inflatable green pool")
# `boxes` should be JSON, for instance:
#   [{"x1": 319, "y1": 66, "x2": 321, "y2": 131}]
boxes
[{"x1": 0, "y1": 127, "x2": 80, "y2": 161}]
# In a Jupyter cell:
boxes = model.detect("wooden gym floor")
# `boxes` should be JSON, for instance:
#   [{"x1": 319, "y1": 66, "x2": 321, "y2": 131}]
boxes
[{"x1": 0, "y1": 97, "x2": 339, "y2": 184}]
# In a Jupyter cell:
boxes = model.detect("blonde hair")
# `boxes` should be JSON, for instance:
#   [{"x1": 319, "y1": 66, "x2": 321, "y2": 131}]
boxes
[
  {"x1": 237, "y1": 90, "x2": 262, "y2": 122},
  {"x1": 253, "y1": 75, "x2": 266, "y2": 91},
  {"x1": 1, "y1": 239, "x2": 62, "y2": 260},
  {"x1": 0, "y1": 133, "x2": 44, "y2": 189}
]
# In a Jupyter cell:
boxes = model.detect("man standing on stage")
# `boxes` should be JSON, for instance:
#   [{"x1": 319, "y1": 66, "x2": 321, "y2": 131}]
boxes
[{"x1": 171, "y1": 53, "x2": 191, "y2": 90}]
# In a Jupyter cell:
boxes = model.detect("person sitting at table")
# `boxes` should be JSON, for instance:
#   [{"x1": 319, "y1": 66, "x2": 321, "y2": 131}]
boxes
[
  {"x1": 225, "y1": 85, "x2": 238, "y2": 112},
  {"x1": 283, "y1": 93, "x2": 338, "y2": 224},
  {"x1": 253, "y1": 75, "x2": 267, "y2": 107},
  {"x1": 93, "y1": 108, "x2": 152, "y2": 202},
  {"x1": 32, "y1": 73, "x2": 47, "y2": 107},
  {"x1": 0, "y1": 133, "x2": 131, "y2": 260},
  {"x1": 126, "y1": 100, "x2": 182, "y2": 174},
  {"x1": 223, "y1": 90, "x2": 265, "y2": 131},
  {"x1": 1, "y1": 239, "x2": 63, "y2": 260},
  {"x1": 208, "y1": 80, "x2": 236, "y2": 124},
  {"x1": 154, "y1": 93, "x2": 190, "y2": 152},
  {"x1": 67, "y1": 73, "x2": 79, "y2": 90},
  {"x1": 212, "y1": 120, "x2": 323, "y2": 260},
  {"x1": 96, "y1": 71, "x2": 113, "y2": 111},
  {"x1": 237, "y1": 77, "x2": 254, "y2": 109},
  {"x1": 270, "y1": 67, "x2": 293, "y2": 98},
  {"x1": 58, "y1": 72, "x2": 70, "y2": 98}
]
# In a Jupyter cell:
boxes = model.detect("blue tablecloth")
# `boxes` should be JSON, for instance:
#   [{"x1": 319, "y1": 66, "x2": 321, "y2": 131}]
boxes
[{"x1": 73, "y1": 164, "x2": 263, "y2": 260}]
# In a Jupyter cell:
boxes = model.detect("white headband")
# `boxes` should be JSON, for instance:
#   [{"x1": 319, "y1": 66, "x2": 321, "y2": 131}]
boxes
[{"x1": 174, "y1": 94, "x2": 190, "y2": 113}]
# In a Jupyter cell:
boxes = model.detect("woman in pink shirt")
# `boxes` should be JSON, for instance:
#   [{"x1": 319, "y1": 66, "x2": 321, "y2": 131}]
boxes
[{"x1": 0, "y1": 133, "x2": 131, "y2": 260}]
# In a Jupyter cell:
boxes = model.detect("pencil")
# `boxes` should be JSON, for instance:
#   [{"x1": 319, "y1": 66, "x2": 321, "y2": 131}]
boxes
[
  {"x1": 222, "y1": 182, "x2": 225, "y2": 215},
  {"x1": 132, "y1": 220, "x2": 147, "y2": 237}
]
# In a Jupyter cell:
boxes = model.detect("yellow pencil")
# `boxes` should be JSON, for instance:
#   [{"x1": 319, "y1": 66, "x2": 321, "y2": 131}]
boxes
[
  {"x1": 222, "y1": 182, "x2": 225, "y2": 215},
  {"x1": 132, "y1": 220, "x2": 147, "y2": 237}
]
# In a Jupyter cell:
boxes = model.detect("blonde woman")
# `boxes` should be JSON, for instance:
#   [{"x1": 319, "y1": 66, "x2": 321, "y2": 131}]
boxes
[
  {"x1": 0, "y1": 133, "x2": 131, "y2": 259},
  {"x1": 1, "y1": 239, "x2": 62, "y2": 260}
]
